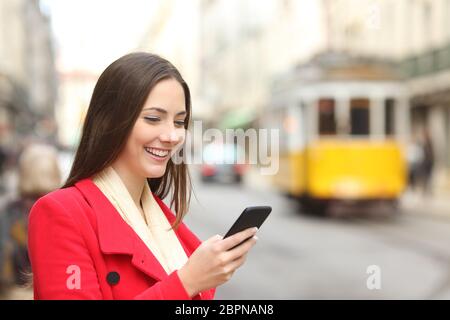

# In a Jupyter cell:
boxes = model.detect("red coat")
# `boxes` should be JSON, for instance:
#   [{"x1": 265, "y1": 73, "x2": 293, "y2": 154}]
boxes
[{"x1": 28, "y1": 178, "x2": 215, "y2": 300}]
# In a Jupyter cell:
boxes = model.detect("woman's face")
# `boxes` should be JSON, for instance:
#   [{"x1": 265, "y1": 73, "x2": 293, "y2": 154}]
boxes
[{"x1": 115, "y1": 78, "x2": 187, "y2": 180}]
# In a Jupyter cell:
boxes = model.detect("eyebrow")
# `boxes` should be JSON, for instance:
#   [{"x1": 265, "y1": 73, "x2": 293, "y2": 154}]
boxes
[{"x1": 142, "y1": 107, "x2": 186, "y2": 116}]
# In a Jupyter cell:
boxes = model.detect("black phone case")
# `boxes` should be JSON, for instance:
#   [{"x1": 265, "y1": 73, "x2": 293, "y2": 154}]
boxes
[{"x1": 223, "y1": 206, "x2": 272, "y2": 249}]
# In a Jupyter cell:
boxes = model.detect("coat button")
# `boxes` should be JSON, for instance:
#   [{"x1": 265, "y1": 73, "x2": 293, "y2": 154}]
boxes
[{"x1": 106, "y1": 271, "x2": 120, "y2": 285}]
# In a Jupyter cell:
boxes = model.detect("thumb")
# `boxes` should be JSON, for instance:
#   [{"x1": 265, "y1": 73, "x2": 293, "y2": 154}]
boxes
[{"x1": 206, "y1": 234, "x2": 223, "y2": 243}]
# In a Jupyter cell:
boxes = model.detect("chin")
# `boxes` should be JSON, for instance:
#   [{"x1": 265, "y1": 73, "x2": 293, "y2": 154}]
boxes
[{"x1": 143, "y1": 166, "x2": 167, "y2": 179}]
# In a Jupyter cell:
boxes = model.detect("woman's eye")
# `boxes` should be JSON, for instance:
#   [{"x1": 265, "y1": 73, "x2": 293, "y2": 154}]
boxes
[
  {"x1": 144, "y1": 116, "x2": 160, "y2": 123},
  {"x1": 175, "y1": 120, "x2": 186, "y2": 127}
]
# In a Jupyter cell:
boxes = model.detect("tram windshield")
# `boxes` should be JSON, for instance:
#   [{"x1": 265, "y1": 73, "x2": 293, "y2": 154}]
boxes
[
  {"x1": 316, "y1": 97, "x2": 397, "y2": 138},
  {"x1": 318, "y1": 98, "x2": 337, "y2": 136},
  {"x1": 350, "y1": 98, "x2": 370, "y2": 136}
]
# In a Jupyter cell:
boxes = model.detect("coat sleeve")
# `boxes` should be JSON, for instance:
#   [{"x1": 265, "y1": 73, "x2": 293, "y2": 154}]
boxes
[
  {"x1": 133, "y1": 270, "x2": 192, "y2": 300},
  {"x1": 28, "y1": 195, "x2": 195, "y2": 300},
  {"x1": 28, "y1": 195, "x2": 104, "y2": 299}
]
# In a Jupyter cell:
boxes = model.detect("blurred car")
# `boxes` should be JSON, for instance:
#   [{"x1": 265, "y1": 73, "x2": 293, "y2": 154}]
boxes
[{"x1": 200, "y1": 143, "x2": 247, "y2": 183}]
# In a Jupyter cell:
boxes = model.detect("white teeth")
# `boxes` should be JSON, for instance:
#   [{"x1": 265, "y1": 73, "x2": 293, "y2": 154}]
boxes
[{"x1": 145, "y1": 147, "x2": 169, "y2": 157}]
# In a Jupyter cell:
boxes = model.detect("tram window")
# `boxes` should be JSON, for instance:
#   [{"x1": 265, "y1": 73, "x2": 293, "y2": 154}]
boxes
[
  {"x1": 350, "y1": 98, "x2": 370, "y2": 135},
  {"x1": 318, "y1": 98, "x2": 337, "y2": 135},
  {"x1": 385, "y1": 98, "x2": 396, "y2": 135}
]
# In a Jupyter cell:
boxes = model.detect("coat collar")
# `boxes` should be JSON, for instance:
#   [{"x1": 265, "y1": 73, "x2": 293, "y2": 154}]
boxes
[{"x1": 74, "y1": 178, "x2": 200, "y2": 282}]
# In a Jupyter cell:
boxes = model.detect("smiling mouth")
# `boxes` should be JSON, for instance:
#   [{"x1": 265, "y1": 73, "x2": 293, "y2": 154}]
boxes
[{"x1": 144, "y1": 147, "x2": 170, "y2": 158}]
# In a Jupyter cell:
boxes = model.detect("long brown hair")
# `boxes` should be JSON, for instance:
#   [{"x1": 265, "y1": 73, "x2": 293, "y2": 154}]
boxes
[{"x1": 63, "y1": 52, "x2": 192, "y2": 229}]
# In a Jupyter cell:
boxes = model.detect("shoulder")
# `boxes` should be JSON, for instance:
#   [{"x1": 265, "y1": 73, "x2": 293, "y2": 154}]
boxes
[
  {"x1": 29, "y1": 186, "x2": 89, "y2": 225},
  {"x1": 32, "y1": 186, "x2": 82, "y2": 209},
  {"x1": 28, "y1": 186, "x2": 99, "y2": 252}
]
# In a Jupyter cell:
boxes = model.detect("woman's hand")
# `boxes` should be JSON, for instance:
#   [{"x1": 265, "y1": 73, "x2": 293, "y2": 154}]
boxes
[{"x1": 178, "y1": 227, "x2": 258, "y2": 297}]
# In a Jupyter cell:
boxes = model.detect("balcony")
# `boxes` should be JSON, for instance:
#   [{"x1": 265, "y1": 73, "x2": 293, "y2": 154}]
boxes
[{"x1": 399, "y1": 43, "x2": 450, "y2": 78}]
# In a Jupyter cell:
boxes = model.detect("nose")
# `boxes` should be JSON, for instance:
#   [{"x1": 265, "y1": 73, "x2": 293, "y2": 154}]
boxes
[{"x1": 160, "y1": 124, "x2": 184, "y2": 145}]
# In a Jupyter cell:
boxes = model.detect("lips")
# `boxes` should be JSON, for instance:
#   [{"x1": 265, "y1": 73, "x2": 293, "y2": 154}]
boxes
[{"x1": 144, "y1": 147, "x2": 170, "y2": 158}]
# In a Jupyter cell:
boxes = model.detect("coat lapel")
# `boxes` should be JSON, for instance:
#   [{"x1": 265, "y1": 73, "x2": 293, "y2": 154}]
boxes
[{"x1": 75, "y1": 178, "x2": 167, "y2": 282}]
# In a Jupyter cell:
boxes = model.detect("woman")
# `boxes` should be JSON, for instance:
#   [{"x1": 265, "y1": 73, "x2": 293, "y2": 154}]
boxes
[
  {"x1": 27, "y1": 53, "x2": 258, "y2": 300},
  {"x1": 1, "y1": 143, "x2": 60, "y2": 293}
]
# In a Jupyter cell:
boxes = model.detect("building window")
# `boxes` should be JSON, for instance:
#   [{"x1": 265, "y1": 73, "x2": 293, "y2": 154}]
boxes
[
  {"x1": 350, "y1": 98, "x2": 370, "y2": 135},
  {"x1": 384, "y1": 98, "x2": 396, "y2": 136},
  {"x1": 318, "y1": 98, "x2": 337, "y2": 135}
]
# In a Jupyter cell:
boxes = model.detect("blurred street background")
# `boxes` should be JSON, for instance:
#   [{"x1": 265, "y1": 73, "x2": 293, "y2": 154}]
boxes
[{"x1": 1, "y1": 0, "x2": 450, "y2": 299}]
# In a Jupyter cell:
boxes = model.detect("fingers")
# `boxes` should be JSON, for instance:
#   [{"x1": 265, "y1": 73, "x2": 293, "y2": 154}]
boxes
[
  {"x1": 226, "y1": 235, "x2": 258, "y2": 261},
  {"x1": 206, "y1": 234, "x2": 223, "y2": 244},
  {"x1": 220, "y1": 227, "x2": 258, "y2": 251},
  {"x1": 229, "y1": 253, "x2": 248, "y2": 270},
  {"x1": 224, "y1": 252, "x2": 249, "y2": 277}
]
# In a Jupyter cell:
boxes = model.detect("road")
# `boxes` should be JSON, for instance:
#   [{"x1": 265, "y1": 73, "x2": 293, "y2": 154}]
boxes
[{"x1": 184, "y1": 173, "x2": 450, "y2": 300}]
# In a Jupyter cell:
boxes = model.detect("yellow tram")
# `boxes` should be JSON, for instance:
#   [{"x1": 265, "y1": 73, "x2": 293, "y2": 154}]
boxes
[{"x1": 265, "y1": 53, "x2": 409, "y2": 214}]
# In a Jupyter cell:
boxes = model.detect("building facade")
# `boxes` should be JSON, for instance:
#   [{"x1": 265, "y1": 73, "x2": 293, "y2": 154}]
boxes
[
  {"x1": 199, "y1": 0, "x2": 328, "y2": 128},
  {"x1": 136, "y1": 0, "x2": 210, "y2": 121},
  {"x1": 0, "y1": 0, "x2": 57, "y2": 148},
  {"x1": 199, "y1": 0, "x2": 450, "y2": 191}
]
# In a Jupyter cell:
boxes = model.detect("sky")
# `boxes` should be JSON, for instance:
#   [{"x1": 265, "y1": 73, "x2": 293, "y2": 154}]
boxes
[{"x1": 40, "y1": 0, "x2": 160, "y2": 73}]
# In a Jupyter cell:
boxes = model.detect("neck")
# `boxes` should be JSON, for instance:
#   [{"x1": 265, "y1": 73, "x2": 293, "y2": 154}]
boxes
[{"x1": 111, "y1": 163, "x2": 146, "y2": 209}]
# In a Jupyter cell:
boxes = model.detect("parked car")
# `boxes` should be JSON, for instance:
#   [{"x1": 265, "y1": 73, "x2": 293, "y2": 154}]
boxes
[{"x1": 200, "y1": 143, "x2": 247, "y2": 183}]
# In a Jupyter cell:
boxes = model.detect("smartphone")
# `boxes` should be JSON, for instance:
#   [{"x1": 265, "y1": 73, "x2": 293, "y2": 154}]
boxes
[{"x1": 223, "y1": 206, "x2": 272, "y2": 249}]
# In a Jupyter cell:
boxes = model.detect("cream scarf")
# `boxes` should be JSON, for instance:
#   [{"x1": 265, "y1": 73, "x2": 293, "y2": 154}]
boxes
[{"x1": 93, "y1": 166, "x2": 188, "y2": 275}]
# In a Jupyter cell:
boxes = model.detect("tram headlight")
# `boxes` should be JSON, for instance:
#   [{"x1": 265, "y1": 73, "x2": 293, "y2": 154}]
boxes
[{"x1": 333, "y1": 179, "x2": 363, "y2": 198}]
